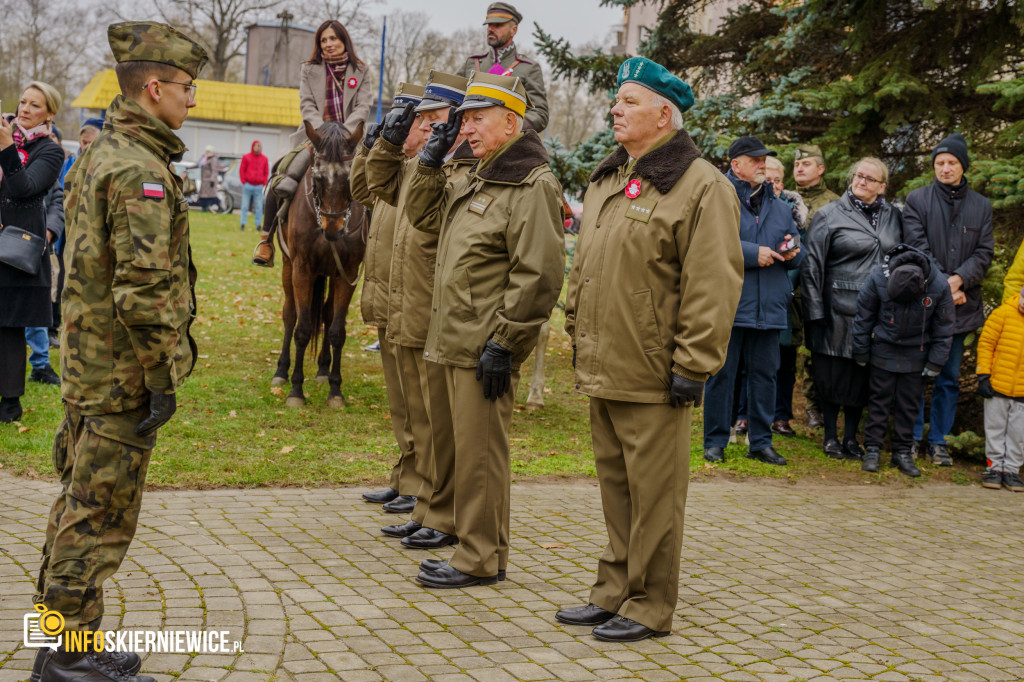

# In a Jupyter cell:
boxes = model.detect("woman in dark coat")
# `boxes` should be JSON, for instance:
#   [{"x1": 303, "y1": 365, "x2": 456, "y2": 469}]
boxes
[
  {"x1": 801, "y1": 157, "x2": 902, "y2": 459},
  {"x1": 0, "y1": 82, "x2": 65, "y2": 421}
]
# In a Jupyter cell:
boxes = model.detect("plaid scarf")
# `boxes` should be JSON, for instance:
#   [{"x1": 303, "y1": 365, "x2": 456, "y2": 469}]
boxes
[
  {"x1": 0, "y1": 120, "x2": 51, "y2": 185},
  {"x1": 323, "y1": 56, "x2": 349, "y2": 123},
  {"x1": 847, "y1": 188, "x2": 885, "y2": 229}
]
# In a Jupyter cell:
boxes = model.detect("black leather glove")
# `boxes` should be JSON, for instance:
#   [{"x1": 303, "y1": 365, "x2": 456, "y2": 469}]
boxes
[
  {"x1": 135, "y1": 392, "x2": 177, "y2": 437},
  {"x1": 380, "y1": 102, "x2": 417, "y2": 146},
  {"x1": 572, "y1": 345, "x2": 577, "y2": 369},
  {"x1": 669, "y1": 373, "x2": 704, "y2": 408},
  {"x1": 418, "y1": 110, "x2": 463, "y2": 168},
  {"x1": 362, "y1": 121, "x2": 382, "y2": 150},
  {"x1": 977, "y1": 374, "x2": 995, "y2": 399},
  {"x1": 475, "y1": 340, "x2": 512, "y2": 401}
]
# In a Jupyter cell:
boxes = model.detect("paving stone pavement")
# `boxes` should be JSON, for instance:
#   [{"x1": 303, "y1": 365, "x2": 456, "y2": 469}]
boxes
[{"x1": 2, "y1": 472, "x2": 1024, "y2": 681}]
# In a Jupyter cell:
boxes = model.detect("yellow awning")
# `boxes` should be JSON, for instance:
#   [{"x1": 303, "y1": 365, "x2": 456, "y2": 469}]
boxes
[{"x1": 72, "y1": 70, "x2": 301, "y2": 127}]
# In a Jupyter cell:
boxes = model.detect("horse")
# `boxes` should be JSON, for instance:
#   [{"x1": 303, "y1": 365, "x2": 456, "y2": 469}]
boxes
[{"x1": 271, "y1": 120, "x2": 367, "y2": 408}]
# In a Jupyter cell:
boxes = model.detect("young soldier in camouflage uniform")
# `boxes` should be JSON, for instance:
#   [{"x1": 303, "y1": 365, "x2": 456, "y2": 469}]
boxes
[{"x1": 31, "y1": 22, "x2": 206, "y2": 682}]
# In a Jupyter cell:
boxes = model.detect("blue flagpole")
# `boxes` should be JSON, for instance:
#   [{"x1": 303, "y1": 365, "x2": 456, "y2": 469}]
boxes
[{"x1": 376, "y1": 17, "x2": 387, "y2": 124}]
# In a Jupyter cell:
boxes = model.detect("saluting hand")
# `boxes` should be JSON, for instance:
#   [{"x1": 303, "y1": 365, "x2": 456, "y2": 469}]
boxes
[
  {"x1": 419, "y1": 110, "x2": 463, "y2": 168},
  {"x1": 362, "y1": 122, "x2": 382, "y2": 150},
  {"x1": 381, "y1": 102, "x2": 417, "y2": 146}
]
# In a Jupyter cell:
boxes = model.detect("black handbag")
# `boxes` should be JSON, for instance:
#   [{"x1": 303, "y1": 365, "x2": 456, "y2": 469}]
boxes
[{"x1": 0, "y1": 225, "x2": 45, "y2": 276}]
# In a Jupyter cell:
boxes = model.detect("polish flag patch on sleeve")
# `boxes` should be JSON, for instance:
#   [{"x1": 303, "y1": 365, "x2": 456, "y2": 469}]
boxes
[{"x1": 142, "y1": 182, "x2": 165, "y2": 199}]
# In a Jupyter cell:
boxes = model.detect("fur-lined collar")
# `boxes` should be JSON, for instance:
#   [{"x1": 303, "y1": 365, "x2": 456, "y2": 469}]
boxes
[
  {"x1": 474, "y1": 130, "x2": 549, "y2": 185},
  {"x1": 451, "y1": 139, "x2": 476, "y2": 162},
  {"x1": 591, "y1": 130, "x2": 702, "y2": 194}
]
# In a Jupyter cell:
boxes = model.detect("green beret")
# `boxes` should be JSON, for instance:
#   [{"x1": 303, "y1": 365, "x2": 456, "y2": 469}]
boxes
[
  {"x1": 617, "y1": 57, "x2": 694, "y2": 115},
  {"x1": 794, "y1": 144, "x2": 825, "y2": 163},
  {"x1": 108, "y1": 21, "x2": 209, "y2": 80}
]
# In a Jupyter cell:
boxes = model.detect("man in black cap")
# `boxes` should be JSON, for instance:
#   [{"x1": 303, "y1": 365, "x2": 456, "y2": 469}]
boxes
[
  {"x1": 702, "y1": 135, "x2": 801, "y2": 467},
  {"x1": 461, "y1": 2, "x2": 548, "y2": 133},
  {"x1": 903, "y1": 134, "x2": 994, "y2": 466}
]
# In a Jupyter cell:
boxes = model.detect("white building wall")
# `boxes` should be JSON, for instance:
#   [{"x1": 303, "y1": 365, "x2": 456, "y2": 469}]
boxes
[{"x1": 175, "y1": 120, "x2": 294, "y2": 163}]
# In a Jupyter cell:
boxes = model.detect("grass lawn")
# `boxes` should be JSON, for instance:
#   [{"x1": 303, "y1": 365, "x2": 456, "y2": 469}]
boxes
[{"x1": 0, "y1": 212, "x2": 984, "y2": 489}]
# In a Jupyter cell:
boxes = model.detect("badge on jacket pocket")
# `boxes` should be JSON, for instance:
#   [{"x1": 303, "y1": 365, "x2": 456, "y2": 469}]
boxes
[
  {"x1": 625, "y1": 197, "x2": 657, "y2": 223},
  {"x1": 468, "y1": 192, "x2": 495, "y2": 216}
]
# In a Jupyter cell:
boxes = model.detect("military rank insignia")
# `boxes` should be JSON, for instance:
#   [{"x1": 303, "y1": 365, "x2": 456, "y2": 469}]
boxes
[
  {"x1": 468, "y1": 192, "x2": 494, "y2": 216},
  {"x1": 142, "y1": 182, "x2": 165, "y2": 199},
  {"x1": 625, "y1": 179, "x2": 642, "y2": 199}
]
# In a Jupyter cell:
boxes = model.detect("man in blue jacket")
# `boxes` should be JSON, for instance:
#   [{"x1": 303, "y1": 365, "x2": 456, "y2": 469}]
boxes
[{"x1": 703, "y1": 136, "x2": 803, "y2": 465}]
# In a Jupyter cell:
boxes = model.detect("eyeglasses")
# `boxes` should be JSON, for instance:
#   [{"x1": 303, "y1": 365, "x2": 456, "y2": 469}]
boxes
[
  {"x1": 853, "y1": 172, "x2": 883, "y2": 185},
  {"x1": 142, "y1": 79, "x2": 197, "y2": 103}
]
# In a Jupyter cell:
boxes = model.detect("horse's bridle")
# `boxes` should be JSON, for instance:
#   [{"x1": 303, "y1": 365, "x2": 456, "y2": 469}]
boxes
[{"x1": 302, "y1": 151, "x2": 366, "y2": 285}]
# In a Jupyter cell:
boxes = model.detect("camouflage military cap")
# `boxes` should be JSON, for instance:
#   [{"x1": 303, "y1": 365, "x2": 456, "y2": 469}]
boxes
[
  {"x1": 108, "y1": 21, "x2": 209, "y2": 80},
  {"x1": 794, "y1": 144, "x2": 825, "y2": 164}
]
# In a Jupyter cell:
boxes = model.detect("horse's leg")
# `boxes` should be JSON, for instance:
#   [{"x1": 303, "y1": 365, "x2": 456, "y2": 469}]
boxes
[
  {"x1": 287, "y1": 267, "x2": 314, "y2": 408},
  {"x1": 273, "y1": 256, "x2": 295, "y2": 386},
  {"x1": 316, "y1": 286, "x2": 334, "y2": 383},
  {"x1": 326, "y1": 279, "x2": 356, "y2": 409},
  {"x1": 525, "y1": 319, "x2": 551, "y2": 410}
]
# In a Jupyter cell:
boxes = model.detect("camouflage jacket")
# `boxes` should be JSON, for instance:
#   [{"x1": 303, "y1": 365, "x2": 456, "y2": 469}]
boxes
[{"x1": 62, "y1": 95, "x2": 198, "y2": 415}]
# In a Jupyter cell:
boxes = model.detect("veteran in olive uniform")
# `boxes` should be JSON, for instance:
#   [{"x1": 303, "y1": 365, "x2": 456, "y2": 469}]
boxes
[
  {"x1": 365, "y1": 71, "x2": 474, "y2": 550},
  {"x1": 406, "y1": 72, "x2": 565, "y2": 588},
  {"x1": 557, "y1": 58, "x2": 743, "y2": 642},
  {"x1": 32, "y1": 22, "x2": 206, "y2": 682},
  {"x1": 353, "y1": 83, "x2": 430, "y2": 516},
  {"x1": 461, "y1": 2, "x2": 548, "y2": 133}
]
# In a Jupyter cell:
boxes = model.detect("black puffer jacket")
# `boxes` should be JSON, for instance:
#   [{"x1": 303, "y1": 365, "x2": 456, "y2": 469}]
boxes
[
  {"x1": 852, "y1": 244, "x2": 955, "y2": 373},
  {"x1": 902, "y1": 179, "x2": 993, "y2": 334},
  {"x1": 0, "y1": 134, "x2": 64, "y2": 327},
  {"x1": 801, "y1": 191, "x2": 903, "y2": 358}
]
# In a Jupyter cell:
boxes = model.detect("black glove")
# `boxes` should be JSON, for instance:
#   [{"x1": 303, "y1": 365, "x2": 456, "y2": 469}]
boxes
[
  {"x1": 418, "y1": 109, "x2": 463, "y2": 168},
  {"x1": 475, "y1": 340, "x2": 512, "y2": 401},
  {"x1": 135, "y1": 392, "x2": 177, "y2": 437},
  {"x1": 572, "y1": 345, "x2": 577, "y2": 369},
  {"x1": 977, "y1": 374, "x2": 995, "y2": 399},
  {"x1": 669, "y1": 373, "x2": 704, "y2": 408},
  {"x1": 362, "y1": 121, "x2": 382, "y2": 150},
  {"x1": 380, "y1": 102, "x2": 417, "y2": 146}
]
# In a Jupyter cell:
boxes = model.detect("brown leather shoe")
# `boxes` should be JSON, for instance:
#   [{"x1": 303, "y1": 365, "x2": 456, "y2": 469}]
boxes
[
  {"x1": 253, "y1": 239, "x2": 275, "y2": 267},
  {"x1": 771, "y1": 419, "x2": 795, "y2": 436}
]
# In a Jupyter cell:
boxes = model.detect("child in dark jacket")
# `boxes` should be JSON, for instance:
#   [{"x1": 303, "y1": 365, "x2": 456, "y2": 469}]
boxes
[{"x1": 853, "y1": 244, "x2": 955, "y2": 476}]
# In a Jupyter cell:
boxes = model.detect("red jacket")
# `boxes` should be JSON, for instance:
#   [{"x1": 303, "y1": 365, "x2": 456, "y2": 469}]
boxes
[{"x1": 239, "y1": 141, "x2": 269, "y2": 186}]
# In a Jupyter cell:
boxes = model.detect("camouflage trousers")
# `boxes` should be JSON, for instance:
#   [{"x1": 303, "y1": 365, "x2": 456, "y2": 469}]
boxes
[{"x1": 34, "y1": 405, "x2": 155, "y2": 631}]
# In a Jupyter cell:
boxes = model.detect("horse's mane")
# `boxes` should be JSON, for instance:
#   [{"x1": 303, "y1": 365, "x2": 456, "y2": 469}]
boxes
[{"x1": 315, "y1": 121, "x2": 353, "y2": 163}]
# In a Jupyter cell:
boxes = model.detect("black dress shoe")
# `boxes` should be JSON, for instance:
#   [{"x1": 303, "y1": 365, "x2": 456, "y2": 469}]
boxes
[
  {"x1": 401, "y1": 528, "x2": 459, "y2": 549},
  {"x1": 0, "y1": 397, "x2": 22, "y2": 423},
  {"x1": 843, "y1": 439, "x2": 864, "y2": 460},
  {"x1": 592, "y1": 616, "x2": 669, "y2": 642},
  {"x1": 416, "y1": 563, "x2": 498, "y2": 588},
  {"x1": 746, "y1": 446, "x2": 786, "y2": 465},
  {"x1": 363, "y1": 487, "x2": 399, "y2": 504},
  {"x1": 382, "y1": 495, "x2": 416, "y2": 513},
  {"x1": 823, "y1": 438, "x2": 844, "y2": 459},
  {"x1": 381, "y1": 520, "x2": 421, "y2": 538},
  {"x1": 862, "y1": 446, "x2": 880, "y2": 472},
  {"x1": 703, "y1": 446, "x2": 724, "y2": 463},
  {"x1": 891, "y1": 450, "x2": 921, "y2": 477},
  {"x1": 555, "y1": 603, "x2": 615, "y2": 626},
  {"x1": 420, "y1": 558, "x2": 506, "y2": 581}
]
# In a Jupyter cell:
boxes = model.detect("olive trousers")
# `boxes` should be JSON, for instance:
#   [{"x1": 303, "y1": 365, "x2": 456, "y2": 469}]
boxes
[{"x1": 380, "y1": 330, "x2": 422, "y2": 496}]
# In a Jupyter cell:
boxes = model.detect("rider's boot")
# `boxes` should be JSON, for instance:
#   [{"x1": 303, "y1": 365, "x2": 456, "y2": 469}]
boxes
[{"x1": 253, "y1": 146, "x2": 312, "y2": 268}]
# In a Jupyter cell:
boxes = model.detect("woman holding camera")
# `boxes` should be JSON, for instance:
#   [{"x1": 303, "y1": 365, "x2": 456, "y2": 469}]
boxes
[{"x1": 0, "y1": 81, "x2": 65, "y2": 422}]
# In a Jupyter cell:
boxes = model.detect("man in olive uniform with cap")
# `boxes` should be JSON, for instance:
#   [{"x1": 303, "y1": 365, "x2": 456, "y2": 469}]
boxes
[
  {"x1": 462, "y1": 2, "x2": 548, "y2": 133},
  {"x1": 32, "y1": 21, "x2": 206, "y2": 682},
  {"x1": 365, "y1": 71, "x2": 473, "y2": 550},
  {"x1": 792, "y1": 143, "x2": 838, "y2": 429},
  {"x1": 406, "y1": 71, "x2": 565, "y2": 588},
  {"x1": 558, "y1": 57, "x2": 743, "y2": 642}
]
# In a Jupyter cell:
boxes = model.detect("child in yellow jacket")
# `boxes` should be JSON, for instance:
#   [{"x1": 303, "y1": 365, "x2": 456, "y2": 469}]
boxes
[{"x1": 976, "y1": 286, "x2": 1024, "y2": 491}]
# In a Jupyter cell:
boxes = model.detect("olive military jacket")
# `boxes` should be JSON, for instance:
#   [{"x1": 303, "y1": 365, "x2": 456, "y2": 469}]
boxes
[
  {"x1": 565, "y1": 131, "x2": 744, "y2": 403},
  {"x1": 405, "y1": 131, "x2": 564, "y2": 369},
  {"x1": 461, "y1": 44, "x2": 548, "y2": 133},
  {"x1": 351, "y1": 142, "x2": 400, "y2": 329},
  {"x1": 62, "y1": 95, "x2": 197, "y2": 415},
  {"x1": 366, "y1": 138, "x2": 476, "y2": 348},
  {"x1": 795, "y1": 181, "x2": 838, "y2": 226}
]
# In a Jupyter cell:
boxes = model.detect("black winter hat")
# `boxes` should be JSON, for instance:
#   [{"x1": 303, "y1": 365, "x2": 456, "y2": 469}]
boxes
[
  {"x1": 888, "y1": 263, "x2": 926, "y2": 303},
  {"x1": 932, "y1": 133, "x2": 969, "y2": 171}
]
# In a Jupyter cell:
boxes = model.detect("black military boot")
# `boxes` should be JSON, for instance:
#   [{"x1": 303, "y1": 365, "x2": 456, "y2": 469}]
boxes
[
  {"x1": 38, "y1": 649, "x2": 153, "y2": 682},
  {"x1": 891, "y1": 449, "x2": 921, "y2": 477},
  {"x1": 861, "y1": 446, "x2": 880, "y2": 472}
]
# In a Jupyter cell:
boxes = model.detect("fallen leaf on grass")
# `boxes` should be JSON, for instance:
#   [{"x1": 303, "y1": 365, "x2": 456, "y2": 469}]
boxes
[
  {"x1": 228, "y1": 410, "x2": 237, "y2": 417},
  {"x1": 279, "y1": 445, "x2": 296, "y2": 454},
  {"x1": 18, "y1": 426, "x2": 30, "y2": 433},
  {"x1": 541, "y1": 543, "x2": 567, "y2": 549},
  {"x1": 270, "y1": 386, "x2": 285, "y2": 397}
]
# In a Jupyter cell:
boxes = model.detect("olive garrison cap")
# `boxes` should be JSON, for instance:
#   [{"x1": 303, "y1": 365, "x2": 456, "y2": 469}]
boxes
[
  {"x1": 108, "y1": 21, "x2": 208, "y2": 80},
  {"x1": 794, "y1": 144, "x2": 825, "y2": 163},
  {"x1": 417, "y1": 71, "x2": 470, "y2": 112},
  {"x1": 617, "y1": 57, "x2": 694, "y2": 116},
  {"x1": 456, "y1": 71, "x2": 532, "y2": 118},
  {"x1": 483, "y1": 2, "x2": 523, "y2": 24},
  {"x1": 391, "y1": 82, "x2": 425, "y2": 110}
]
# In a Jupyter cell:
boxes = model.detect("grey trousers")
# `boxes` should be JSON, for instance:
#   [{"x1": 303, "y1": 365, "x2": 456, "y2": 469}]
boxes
[{"x1": 984, "y1": 396, "x2": 1024, "y2": 474}]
